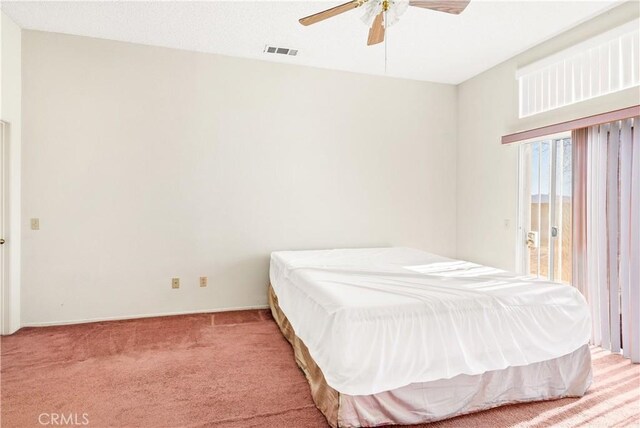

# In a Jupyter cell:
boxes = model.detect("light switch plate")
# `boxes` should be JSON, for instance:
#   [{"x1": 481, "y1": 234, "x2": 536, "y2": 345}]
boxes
[
  {"x1": 30, "y1": 218, "x2": 40, "y2": 230},
  {"x1": 172, "y1": 278, "x2": 180, "y2": 289}
]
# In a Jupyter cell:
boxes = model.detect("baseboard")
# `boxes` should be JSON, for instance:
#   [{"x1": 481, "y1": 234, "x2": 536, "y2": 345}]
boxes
[{"x1": 19, "y1": 304, "x2": 270, "y2": 329}]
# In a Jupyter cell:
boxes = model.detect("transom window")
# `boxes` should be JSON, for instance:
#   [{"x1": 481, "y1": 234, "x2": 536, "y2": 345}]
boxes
[{"x1": 517, "y1": 19, "x2": 639, "y2": 118}]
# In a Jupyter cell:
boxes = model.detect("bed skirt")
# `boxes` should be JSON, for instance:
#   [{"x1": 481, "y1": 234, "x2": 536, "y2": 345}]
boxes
[{"x1": 268, "y1": 285, "x2": 592, "y2": 428}]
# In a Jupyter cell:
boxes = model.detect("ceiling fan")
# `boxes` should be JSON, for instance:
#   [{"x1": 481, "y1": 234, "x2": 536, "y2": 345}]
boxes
[{"x1": 299, "y1": 0, "x2": 470, "y2": 46}]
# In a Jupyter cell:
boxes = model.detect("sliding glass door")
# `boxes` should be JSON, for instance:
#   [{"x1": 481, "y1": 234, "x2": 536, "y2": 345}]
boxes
[{"x1": 518, "y1": 137, "x2": 572, "y2": 283}]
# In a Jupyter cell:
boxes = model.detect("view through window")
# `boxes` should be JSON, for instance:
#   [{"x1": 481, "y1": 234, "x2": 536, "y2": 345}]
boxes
[{"x1": 519, "y1": 138, "x2": 572, "y2": 283}]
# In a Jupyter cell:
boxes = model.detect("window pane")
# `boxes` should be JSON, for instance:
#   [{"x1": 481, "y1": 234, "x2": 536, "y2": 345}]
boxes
[
  {"x1": 553, "y1": 139, "x2": 573, "y2": 284},
  {"x1": 529, "y1": 141, "x2": 551, "y2": 278}
]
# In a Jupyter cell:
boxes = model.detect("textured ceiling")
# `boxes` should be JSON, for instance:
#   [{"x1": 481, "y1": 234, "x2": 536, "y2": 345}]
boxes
[{"x1": 1, "y1": 0, "x2": 622, "y2": 84}]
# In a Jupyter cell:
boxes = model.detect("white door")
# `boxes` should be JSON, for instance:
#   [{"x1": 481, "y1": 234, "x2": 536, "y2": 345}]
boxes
[
  {"x1": 0, "y1": 120, "x2": 7, "y2": 333},
  {"x1": 518, "y1": 137, "x2": 573, "y2": 283}
]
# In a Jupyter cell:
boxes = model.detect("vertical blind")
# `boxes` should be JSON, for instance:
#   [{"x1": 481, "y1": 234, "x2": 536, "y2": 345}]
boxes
[
  {"x1": 518, "y1": 19, "x2": 639, "y2": 118},
  {"x1": 572, "y1": 117, "x2": 640, "y2": 362}
]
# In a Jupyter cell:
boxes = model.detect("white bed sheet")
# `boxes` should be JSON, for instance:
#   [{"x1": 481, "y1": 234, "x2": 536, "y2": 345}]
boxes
[
  {"x1": 269, "y1": 247, "x2": 591, "y2": 396},
  {"x1": 339, "y1": 344, "x2": 592, "y2": 427}
]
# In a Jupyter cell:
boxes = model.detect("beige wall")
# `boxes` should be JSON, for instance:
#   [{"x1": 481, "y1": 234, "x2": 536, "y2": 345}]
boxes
[
  {"x1": 0, "y1": 11, "x2": 22, "y2": 334},
  {"x1": 17, "y1": 1, "x2": 640, "y2": 327},
  {"x1": 21, "y1": 31, "x2": 458, "y2": 325},
  {"x1": 456, "y1": 1, "x2": 640, "y2": 271}
]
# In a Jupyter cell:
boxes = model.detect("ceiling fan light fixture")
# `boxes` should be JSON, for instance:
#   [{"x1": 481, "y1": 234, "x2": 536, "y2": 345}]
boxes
[{"x1": 361, "y1": 0, "x2": 409, "y2": 28}]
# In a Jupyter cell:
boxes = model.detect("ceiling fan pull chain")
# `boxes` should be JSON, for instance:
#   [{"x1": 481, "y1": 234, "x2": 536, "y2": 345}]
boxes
[{"x1": 384, "y1": 9, "x2": 388, "y2": 74}]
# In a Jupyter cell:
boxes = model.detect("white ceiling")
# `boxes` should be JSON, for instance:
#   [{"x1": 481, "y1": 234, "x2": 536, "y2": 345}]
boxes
[{"x1": 1, "y1": 0, "x2": 622, "y2": 84}]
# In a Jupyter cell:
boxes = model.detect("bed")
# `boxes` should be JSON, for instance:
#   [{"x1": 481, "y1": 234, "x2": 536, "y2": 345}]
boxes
[{"x1": 268, "y1": 247, "x2": 592, "y2": 427}]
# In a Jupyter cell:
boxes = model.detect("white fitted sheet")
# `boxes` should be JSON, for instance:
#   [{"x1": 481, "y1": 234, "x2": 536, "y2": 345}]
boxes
[
  {"x1": 269, "y1": 247, "x2": 591, "y2": 396},
  {"x1": 339, "y1": 344, "x2": 592, "y2": 427}
]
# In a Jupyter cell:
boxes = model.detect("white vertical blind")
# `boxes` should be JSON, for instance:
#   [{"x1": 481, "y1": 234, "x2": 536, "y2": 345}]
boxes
[
  {"x1": 606, "y1": 121, "x2": 620, "y2": 353},
  {"x1": 586, "y1": 126, "x2": 598, "y2": 343},
  {"x1": 629, "y1": 116, "x2": 640, "y2": 362},
  {"x1": 619, "y1": 120, "x2": 632, "y2": 359},
  {"x1": 517, "y1": 19, "x2": 640, "y2": 118},
  {"x1": 581, "y1": 117, "x2": 640, "y2": 362}
]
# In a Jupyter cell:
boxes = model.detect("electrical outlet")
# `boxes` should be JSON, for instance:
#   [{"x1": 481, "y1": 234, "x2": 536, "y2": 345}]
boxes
[
  {"x1": 172, "y1": 278, "x2": 180, "y2": 289},
  {"x1": 199, "y1": 277, "x2": 208, "y2": 287},
  {"x1": 30, "y1": 218, "x2": 40, "y2": 230}
]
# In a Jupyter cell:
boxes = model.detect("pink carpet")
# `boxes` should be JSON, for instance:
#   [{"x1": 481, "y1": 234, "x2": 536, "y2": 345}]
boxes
[{"x1": 1, "y1": 310, "x2": 639, "y2": 427}]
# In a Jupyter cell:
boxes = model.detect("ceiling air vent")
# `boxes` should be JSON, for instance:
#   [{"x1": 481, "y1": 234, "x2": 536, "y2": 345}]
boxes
[{"x1": 264, "y1": 45, "x2": 298, "y2": 57}]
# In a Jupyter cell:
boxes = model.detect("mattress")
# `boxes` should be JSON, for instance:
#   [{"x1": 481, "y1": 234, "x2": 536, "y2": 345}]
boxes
[
  {"x1": 269, "y1": 247, "x2": 591, "y2": 396},
  {"x1": 269, "y1": 284, "x2": 592, "y2": 428}
]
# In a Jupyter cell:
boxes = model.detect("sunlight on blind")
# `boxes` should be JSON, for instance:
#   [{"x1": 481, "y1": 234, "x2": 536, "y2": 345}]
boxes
[{"x1": 517, "y1": 19, "x2": 639, "y2": 118}]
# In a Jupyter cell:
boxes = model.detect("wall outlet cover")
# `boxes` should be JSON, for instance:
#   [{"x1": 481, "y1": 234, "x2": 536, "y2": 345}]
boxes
[{"x1": 172, "y1": 278, "x2": 180, "y2": 289}]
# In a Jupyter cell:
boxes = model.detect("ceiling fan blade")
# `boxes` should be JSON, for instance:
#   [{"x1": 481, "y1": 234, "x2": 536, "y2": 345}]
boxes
[
  {"x1": 367, "y1": 12, "x2": 385, "y2": 46},
  {"x1": 299, "y1": 0, "x2": 362, "y2": 26},
  {"x1": 409, "y1": 0, "x2": 470, "y2": 14}
]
